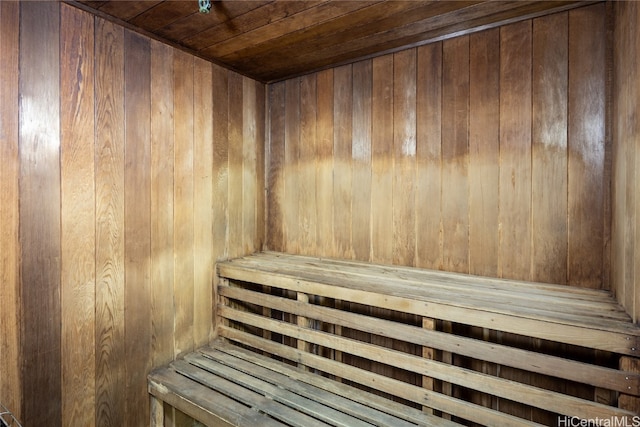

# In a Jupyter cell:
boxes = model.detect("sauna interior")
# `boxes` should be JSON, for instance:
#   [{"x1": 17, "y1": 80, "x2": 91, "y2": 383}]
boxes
[{"x1": 1, "y1": 0, "x2": 640, "y2": 425}]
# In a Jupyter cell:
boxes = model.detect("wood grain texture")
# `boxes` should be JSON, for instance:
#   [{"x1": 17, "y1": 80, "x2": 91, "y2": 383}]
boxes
[
  {"x1": 299, "y1": 74, "x2": 318, "y2": 256},
  {"x1": 284, "y1": 78, "x2": 301, "y2": 254},
  {"x1": 498, "y1": 21, "x2": 532, "y2": 281},
  {"x1": 371, "y1": 55, "x2": 394, "y2": 264},
  {"x1": 194, "y1": 58, "x2": 214, "y2": 347},
  {"x1": 532, "y1": 11, "x2": 569, "y2": 285},
  {"x1": 150, "y1": 39, "x2": 175, "y2": 368},
  {"x1": 441, "y1": 36, "x2": 470, "y2": 274},
  {"x1": 123, "y1": 30, "x2": 152, "y2": 426},
  {"x1": 333, "y1": 65, "x2": 354, "y2": 259},
  {"x1": 351, "y1": 60, "x2": 372, "y2": 262},
  {"x1": 60, "y1": 5, "x2": 96, "y2": 425},
  {"x1": 393, "y1": 49, "x2": 417, "y2": 267},
  {"x1": 242, "y1": 76, "x2": 259, "y2": 255},
  {"x1": 315, "y1": 69, "x2": 335, "y2": 258},
  {"x1": 95, "y1": 17, "x2": 126, "y2": 427},
  {"x1": 19, "y1": 2, "x2": 62, "y2": 424},
  {"x1": 267, "y1": 81, "x2": 286, "y2": 252},
  {"x1": 173, "y1": 49, "x2": 195, "y2": 358},
  {"x1": 416, "y1": 42, "x2": 442, "y2": 271},
  {"x1": 228, "y1": 72, "x2": 244, "y2": 259},
  {"x1": 212, "y1": 63, "x2": 230, "y2": 261},
  {"x1": 568, "y1": 3, "x2": 606, "y2": 289},
  {"x1": 0, "y1": 0, "x2": 21, "y2": 419}
]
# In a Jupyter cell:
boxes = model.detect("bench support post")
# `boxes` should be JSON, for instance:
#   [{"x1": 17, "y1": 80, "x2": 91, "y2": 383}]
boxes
[
  {"x1": 150, "y1": 395, "x2": 164, "y2": 427},
  {"x1": 619, "y1": 356, "x2": 640, "y2": 412}
]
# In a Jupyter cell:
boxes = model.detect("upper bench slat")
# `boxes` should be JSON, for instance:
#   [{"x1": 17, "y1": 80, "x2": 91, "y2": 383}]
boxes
[{"x1": 216, "y1": 252, "x2": 640, "y2": 355}]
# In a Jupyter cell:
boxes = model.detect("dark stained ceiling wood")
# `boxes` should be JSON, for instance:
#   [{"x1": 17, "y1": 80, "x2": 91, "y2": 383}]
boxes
[{"x1": 71, "y1": 0, "x2": 597, "y2": 83}]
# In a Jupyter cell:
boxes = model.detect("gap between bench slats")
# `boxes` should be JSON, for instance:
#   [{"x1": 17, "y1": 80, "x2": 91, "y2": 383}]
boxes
[
  {"x1": 219, "y1": 305, "x2": 635, "y2": 422},
  {"x1": 217, "y1": 263, "x2": 640, "y2": 354},
  {"x1": 218, "y1": 284, "x2": 640, "y2": 395}
]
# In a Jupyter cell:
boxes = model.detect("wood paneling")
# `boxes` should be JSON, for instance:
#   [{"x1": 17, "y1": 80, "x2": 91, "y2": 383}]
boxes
[
  {"x1": 19, "y1": 2, "x2": 62, "y2": 425},
  {"x1": 60, "y1": 5, "x2": 96, "y2": 425},
  {"x1": 1, "y1": 3, "x2": 265, "y2": 425},
  {"x1": 267, "y1": 4, "x2": 608, "y2": 285},
  {"x1": 0, "y1": 0, "x2": 21, "y2": 420},
  {"x1": 612, "y1": 0, "x2": 640, "y2": 321}
]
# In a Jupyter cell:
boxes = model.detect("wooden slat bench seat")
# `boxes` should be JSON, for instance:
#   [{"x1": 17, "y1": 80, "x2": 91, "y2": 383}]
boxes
[{"x1": 148, "y1": 252, "x2": 640, "y2": 426}]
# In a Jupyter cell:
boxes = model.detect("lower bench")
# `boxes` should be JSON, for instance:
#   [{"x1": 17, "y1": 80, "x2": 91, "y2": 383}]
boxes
[{"x1": 149, "y1": 252, "x2": 640, "y2": 426}]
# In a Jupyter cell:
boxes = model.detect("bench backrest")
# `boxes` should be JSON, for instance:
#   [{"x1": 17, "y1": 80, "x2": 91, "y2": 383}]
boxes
[{"x1": 216, "y1": 253, "x2": 640, "y2": 426}]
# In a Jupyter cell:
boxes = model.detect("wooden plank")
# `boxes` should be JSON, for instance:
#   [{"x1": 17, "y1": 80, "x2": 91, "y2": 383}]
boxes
[
  {"x1": 351, "y1": 60, "x2": 372, "y2": 261},
  {"x1": 228, "y1": 71, "x2": 244, "y2": 259},
  {"x1": 174, "y1": 49, "x2": 195, "y2": 358},
  {"x1": 499, "y1": 20, "x2": 532, "y2": 282},
  {"x1": 220, "y1": 308, "x2": 636, "y2": 421},
  {"x1": 299, "y1": 73, "x2": 318, "y2": 255},
  {"x1": 194, "y1": 58, "x2": 214, "y2": 347},
  {"x1": 255, "y1": 81, "x2": 267, "y2": 251},
  {"x1": 284, "y1": 77, "x2": 301, "y2": 253},
  {"x1": 95, "y1": 16, "x2": 126, "y2": 427},
  {"x1": 416, "y1": 42, "x2": 443, "y2": 270},
  {"x1": 217, "y1": 262, "x2": 640, "y2": 353},
  {"x1": 221, "y1": 328, "x2": 540, "y2": 427},
  {"x1": 333, "y1": 64, "x2": 354, "y2": 259},
  {"x1": 123, "y1": 29, "x2": 152, "y2": 426},
  {"x1": 619, "y1": 357, "x2": 640, "y2": 413},
  {"x1": 469, "y1": 28, "x2": 499, "y2": 277},
  {"x1": 392, "y1": 49, "x2": 417, "y2": 266},
  {"x1": 212, "y1": 63, "x2": 230, "y2": 260},
  {"x1": 315, "y1": 69, "x2": 334, "y2": 257},
  {"x1": 219, "y1": 284, "x2": 640, "y2": 395},
  {"x1": 243, "y1": 76, "x2": 258, "y2": 254},
  {"x1": 0, "y1": 0, "x2": 21, "y2": 420},
  {"x1": 441, "y1": 35, "x2": 470, "y2": 274},
  {"x1": 150, "y1": 39, "x2": 175, "y2": 367},
  {"x1": 531, "y1": 12, "x2": 569, "y2": 285},
  {"x1": 567, "y1": 3, "x2": 606, "y2": 289},
  {"x1": 19, "y1": 2, "x2": 62, "y2": 424},
  {"x1": 370, "y1": 54, "x2": 394, "y2": 264},
  {"x1": 60, "y1": 5, "x2": 96, "y2": 426},
  {"x1": 266, "y1": 81, "x2": 286, "y2": 252}
]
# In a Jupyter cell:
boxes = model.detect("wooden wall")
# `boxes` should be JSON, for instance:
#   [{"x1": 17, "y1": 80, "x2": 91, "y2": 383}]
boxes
[
  {"x1": 612, "y1": 1, "x2": 640, "y2": 321},
  {"x1": 0, "y1": 3, "x2": 265, "y2": 426},
  {"x1": 266, "y1": 3, "x2": 608, "y2": 289}
]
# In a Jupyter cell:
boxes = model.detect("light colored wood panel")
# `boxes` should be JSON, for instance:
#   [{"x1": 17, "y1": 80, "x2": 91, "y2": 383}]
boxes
[
  {"x1": 441, "y1": 36, "x2": 469, "y2": 274},
  {"x1": 333, "y1": 65, "x2": 354, "y2": 259},
  {"x1": 19, "y1": 2, "x2": 62, "y2": 424},
  {"x1": 60, "y1": 5, "x2": 96, "y2": 425},
  {"x1": 150, "y1": 39, "x2": 175, "y2": 367},
  {"x1": 469, "y1": 28, "x2": 499, "y2": 277},
  {"x1": 243, "y1": 76, "x2": 258, "y2": 254},
  {"x1": 255, "y1": 81, "x2": 267, "y2": 252},
  {"x1": 228, "y1": 72, "x2": 244, "y2": 258},
  {"x1": 635, "y1": 2, "x2": 640, "y2": 326},
  {"x1": 370, "y1": 55, "x2": 393, "y2": 264},
  {"x1": 299, "y1": 74, "x2": 318, "y2": 255},
  {"x1": 212, "y1": 64, "x2": 230, "y2": 258},
  {"x1": 212, "y1": 64, "x2": 230, "y2": 334},
  {"x1": 266, "y1": 81, "x2": 285, "y2": 251},
  {"x1": 174, "y1": 49, "x2": 195, "y2": 358},
  {"x1": 499, "y1": 20, "x2": 532, "y2": 281},
  {"x1": 531, "y1": 12, "x2": 568, "y2": 285},
  {"x1": 392, "y1": 50, "x2": 417, "y2": 267},
  {"x1": 416, "y1": 42, "x2": 442, "y2": 271},
  {"x1": 0, "y1": 1, "x2": 21, "y2": 420},
  {"x1": 123, "y1": 29, "x2": 152, "y2": 426},
  {"x1": 95, "y1": 17, "x2": 126, "y2": 427},
  {"x1": 568, "y1": 4, "x2": 606, "y2": 289},
  {"x1": 194, "y1": 58, "x2": 214, "y2": 347},
  {"x1": 352, "y1": 60, "x2": 372, "y2": 262},
  {"x1": 315, "y1": 69, "x2": 335, "y2": 257},
  {"x1": 284, "y1": 78, "x2": 301, "y2": 254}
]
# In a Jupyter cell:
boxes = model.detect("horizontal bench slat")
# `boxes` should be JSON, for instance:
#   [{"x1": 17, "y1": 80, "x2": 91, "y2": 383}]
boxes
[
  {"x1": 201, "y1": 343, "x2": 458, "y2": 427},
  {"x1": 220, "y1": 327, "x2": 542, "y2": 427},
  {"x1": 219, "y1": 284, "x2": 640, "y2": 395},
  {"x1": 220, "y1": 305, "x2": 636, "y2": 421},
  {"x1": 218, "y1": 262, "x2": 640, "y2": 354}
]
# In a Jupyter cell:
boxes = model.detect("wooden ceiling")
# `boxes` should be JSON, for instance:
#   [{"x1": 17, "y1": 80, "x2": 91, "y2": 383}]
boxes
[{"x1": 72, "y1": 0, "x2": 595, "y2": 83}]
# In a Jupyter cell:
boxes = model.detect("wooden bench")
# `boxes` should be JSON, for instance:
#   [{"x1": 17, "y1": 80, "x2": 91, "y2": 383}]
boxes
[{"x1": 148, "y1": 252, "x2": 640, "y2": 426}]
